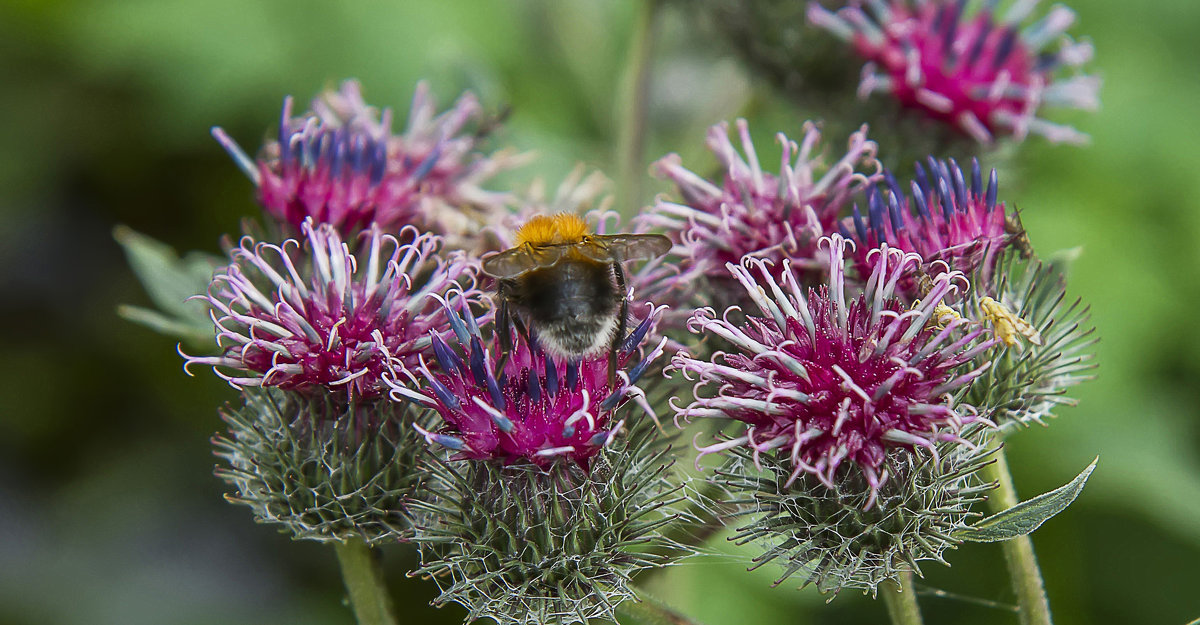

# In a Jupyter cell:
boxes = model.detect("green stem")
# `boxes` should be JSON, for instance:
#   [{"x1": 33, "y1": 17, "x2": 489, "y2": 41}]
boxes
[
  {"x1": 333, "y1": 539, "x2": 399, "y2": 625},
  {"x1": 616, "y1": 0, "x2": 661, "y2": 212},
  {"x1": 616, "y1": 588, "x2": 702, "y2": 625},
  {"x1": 881, "y1": 570, "x2": 925, "y2": 625},
  {"x1": 983, "y1": 444, "x2": 1054, "y2": 625}
]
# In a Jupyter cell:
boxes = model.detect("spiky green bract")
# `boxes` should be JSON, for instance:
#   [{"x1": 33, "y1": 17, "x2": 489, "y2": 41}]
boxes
[
  {"x1": 213, "y1": 387, "x2": 429, "y2": 544},
  {"x1": 409, "y1": 418, "x2": 690, "y2": 625},
  {"x1": 718, "y1": 427, "x2": 995, "y2": 597},
  {"x1": 962, "y1": 250, "x2": 1096, "y2": 430}
]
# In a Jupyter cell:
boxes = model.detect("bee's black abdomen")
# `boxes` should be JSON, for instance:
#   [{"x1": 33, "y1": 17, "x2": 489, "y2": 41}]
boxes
[{"x1": 502, "y1": 259, "x2": 620, "y2": 357}]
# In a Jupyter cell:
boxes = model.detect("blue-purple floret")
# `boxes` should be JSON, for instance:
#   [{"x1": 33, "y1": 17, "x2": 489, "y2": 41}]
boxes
[{"x1": 386, "y1": 298, "x2": 667, "y2": 466}]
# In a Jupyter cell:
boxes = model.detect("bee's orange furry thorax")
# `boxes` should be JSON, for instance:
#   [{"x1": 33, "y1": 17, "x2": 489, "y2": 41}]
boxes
[{"x1": 513, "y1": 213, "x2": 590, "y2": 247}]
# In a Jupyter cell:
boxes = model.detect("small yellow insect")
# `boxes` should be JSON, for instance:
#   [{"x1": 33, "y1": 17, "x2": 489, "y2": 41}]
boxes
[
  {"x1": 913, "y1": 299, "x2": 962, "y2": 330},
  {"x1": 979, "y1": 296, "x2": 1043, "y2": 347}
]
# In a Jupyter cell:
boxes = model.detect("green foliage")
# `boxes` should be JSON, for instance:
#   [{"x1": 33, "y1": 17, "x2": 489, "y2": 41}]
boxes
[
  {"x1": 957, "y1": 456, "x2": 1098, "y2": 543},
  {"x1": 214, "y1": 388, "x2": 430, "y2": 545},
  {"x1": 114, "y1": 225, "x2": 220, "y2": 347}
]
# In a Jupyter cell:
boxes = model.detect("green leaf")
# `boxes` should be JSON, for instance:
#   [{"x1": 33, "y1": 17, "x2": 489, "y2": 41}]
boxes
[
  {"x1": 1045, "y1": 246, "x2": 1083, "y2": 281},
  {"x1": 957, "y1": 456, "x2": 1098, "y2": 543},
  {"x1": 114, "y1": 225, "x2": 220, "y2": 343},
  {"x1": 616, "y1": 591, "x2": 702, "y2": 625},
  {"x1": 116, "y1": 305, "x2": 214, "y2": 345}
]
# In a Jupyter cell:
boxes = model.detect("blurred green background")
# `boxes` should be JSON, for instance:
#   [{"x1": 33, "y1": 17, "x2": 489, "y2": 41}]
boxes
[{"x1": 1, "y1": 0, "x2": 1198, "y2": 623}]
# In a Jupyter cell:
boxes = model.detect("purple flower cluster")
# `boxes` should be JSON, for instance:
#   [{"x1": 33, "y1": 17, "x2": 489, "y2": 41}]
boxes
[
  {"x1": 213, "y1": 81, "x2": 521, "y2": 243},
  {"x1": 809, "y1": 0, "x2": 1099, "y2": 144},
  {"x1": 389, "y1": 299, "x2": 668, "y2": 467},
  {"x1": 185, "y1": 219, "x2": 480, "y2": 399},
  {"x1": 640, "y1": 120, "x2": 879, "y2": 301},
  {"x1": 841, "y1": 157, "x2": 1013, "y2": 286},
  {"x1": 672, "y1": 235, "x2": 996, "y2": 508}
]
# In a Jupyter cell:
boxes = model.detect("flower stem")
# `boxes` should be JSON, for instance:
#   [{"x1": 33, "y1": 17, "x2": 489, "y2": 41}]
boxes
[
  {"x1": 881, "y1": 570, "x2": 925, "y2": 625},
  {"x1": 616, "y1": 588, "x2": 701, "y2": 625},
  {"x1": 983, "y1": 444, "x2": 1054, "y2": 625},
  {"x1": 616, "y1": 0, "x2": 661, "y2": 212},
  {"x1": 333, "y1": 539, "x2": 399, "y2": 625}
]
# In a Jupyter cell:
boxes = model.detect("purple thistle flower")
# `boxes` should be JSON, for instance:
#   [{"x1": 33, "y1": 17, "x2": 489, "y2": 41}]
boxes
[
  {"x1": 672, "y1": 235, "x2": 996, "y2": 509},
  {"x1": 640, "y1": 120, "x2": 878, "y2": 304},
  {"x1": 184, "y1": 219, "x2": 481, "y2": 400},
  {"x1": 388, "y1": 298, "x2": 668, "y2": 467},
  {"x1": 212, "y1": 80, "x2": 523, "y2": 242},
  {"x1": 809, "y1": 0, "x2": 1100, "y2": 144},
  {"x1": 841, "y1": 157, "x2": 1013, "y2": 287}
]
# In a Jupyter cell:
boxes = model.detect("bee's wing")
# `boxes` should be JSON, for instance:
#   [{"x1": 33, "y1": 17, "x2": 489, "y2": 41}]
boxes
[
  {"x1": 482, "y1": 244, "x2": 566, "y2": 279},
  {"x1": 586, "y1": 234, "x2": 672, "y2": 263}
]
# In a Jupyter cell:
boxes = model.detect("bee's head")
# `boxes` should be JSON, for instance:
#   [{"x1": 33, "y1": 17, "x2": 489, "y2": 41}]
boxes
[{"x1": 514, "y1": 213, "x2": 590, "y2": 247}]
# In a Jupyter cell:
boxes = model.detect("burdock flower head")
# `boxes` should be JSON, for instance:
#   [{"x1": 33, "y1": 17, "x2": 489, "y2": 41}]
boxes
[
  {"x1": 841, "y1": 157, "x2": 1015, "y2": 289},
  {"x1": 388, "y1": 298, "x2": 686, "y2": 625},
  {"x1": 640, "y1": 119, "x2": 878, "y2": 312},
  {"x1": 675, "y1": 234, "x2": 995, "y2": 506},
  {"x1": 184, "y1": 219, "x2": 481, "y2": 400},
  {"x1": 673, "y1": 234, "x2": 998, "y2": 593},
  {"x1": 212, "y1": 80, "x2": 522, "y2": 243},
  {"x1": 389, "y1": 296, "x2": 667, "y2": 465},
  {"x1": 809, "y1": 0, "x2": 1100, "y2": 145}
]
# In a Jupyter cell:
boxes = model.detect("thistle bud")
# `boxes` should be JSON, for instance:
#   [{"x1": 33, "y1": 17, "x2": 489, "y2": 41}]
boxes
[
  {"x1": 391, "y1": 299, "x2": 688, "y2": 624},
  {"x1": 213, "y1": 388, "x2": 431, "y2": 543}
]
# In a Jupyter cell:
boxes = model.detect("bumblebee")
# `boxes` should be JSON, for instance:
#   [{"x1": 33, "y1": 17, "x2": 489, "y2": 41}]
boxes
[{"x1": 482, "y1": 213, "x2": 671, "y2": 381}]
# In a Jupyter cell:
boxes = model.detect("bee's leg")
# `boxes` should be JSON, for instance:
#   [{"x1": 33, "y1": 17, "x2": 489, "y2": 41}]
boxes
[
  {"x1": 495, "y1": 297, "x2": 514, "y2": 374},
  {"x1": 609, "y1": 261, "x2": 629, "y2": 387},
  {"x1": 513, "y1": 314, "x2": 535, "y2": 351}
]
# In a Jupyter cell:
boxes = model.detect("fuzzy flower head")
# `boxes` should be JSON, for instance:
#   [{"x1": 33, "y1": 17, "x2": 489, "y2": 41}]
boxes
[
  {"x1": 185, "y1": 219, "x2": 481, "y2": 399},
  {"x1": 672, "y1": 235, "x2": 996, "y2": 508},
  {"x1": 212, "y1": 80, "x2": 522, "y2": 242},
  {"x1": 641, "y1": 120, "x2": 878, "y2": 309},
  {"x1": 842, "y1": 157, "x2": 1015, "y2": 288},
  {"x1": 809, "y1": 0, "x2": 1100, "y2": 144},
  {"x1": 388, "y1": 298, "x2": 668, "y2": 467}
]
